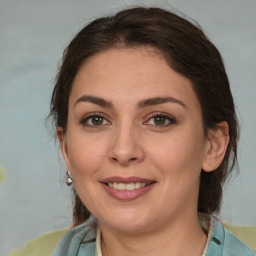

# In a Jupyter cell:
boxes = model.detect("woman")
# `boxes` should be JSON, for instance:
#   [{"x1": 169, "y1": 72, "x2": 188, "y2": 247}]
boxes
[{"x1": 49, "y1": 7, "x2": 255, "y2": 256}]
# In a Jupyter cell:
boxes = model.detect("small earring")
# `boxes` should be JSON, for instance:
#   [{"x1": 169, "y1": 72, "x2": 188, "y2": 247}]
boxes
[{"x1": 66, "y1": 171, "x2": 73, "y2": 186}]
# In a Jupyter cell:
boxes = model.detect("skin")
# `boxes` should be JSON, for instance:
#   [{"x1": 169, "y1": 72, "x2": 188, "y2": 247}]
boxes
[{"x1": 58, "y1": 47, "x2": 229, "y2": 256}]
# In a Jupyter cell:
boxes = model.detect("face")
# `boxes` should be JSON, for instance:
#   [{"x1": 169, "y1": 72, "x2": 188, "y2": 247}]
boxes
[{"x1": 59, "y1": 47, "x2": 212, "y2": 233}]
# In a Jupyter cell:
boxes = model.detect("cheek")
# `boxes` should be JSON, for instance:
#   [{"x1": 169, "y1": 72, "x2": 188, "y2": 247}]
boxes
[
  {"x1": 66, "y1": 131, "x2": 109, "y2": 177},
  {"x1": 148, "y1": 129, "x2": 205, "y2": 182}
]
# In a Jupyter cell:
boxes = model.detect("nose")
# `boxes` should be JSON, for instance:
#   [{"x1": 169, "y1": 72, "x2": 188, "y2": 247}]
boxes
[{"x1": 109, "y1": 123, "x2": 145, "y2": 166}]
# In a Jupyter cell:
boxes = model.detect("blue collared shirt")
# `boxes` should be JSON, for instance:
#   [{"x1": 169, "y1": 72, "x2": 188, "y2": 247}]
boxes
[{"x1": 52, "y1": 216, "x2": 255, "y2": 256}]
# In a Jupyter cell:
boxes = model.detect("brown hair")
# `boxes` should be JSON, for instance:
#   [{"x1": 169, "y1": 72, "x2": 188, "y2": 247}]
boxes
[{"x1": 49, "y1": 7, "x2": 239, "y2": 226}]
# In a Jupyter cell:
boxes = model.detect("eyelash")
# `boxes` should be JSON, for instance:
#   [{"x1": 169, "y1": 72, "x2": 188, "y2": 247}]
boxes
[
  {"x1": 145, "y1": 112, "x2": 176, "y2": 127},
  {"x1": 80, "y1": 112, "x2": 110, "y2": 128},
  {"x1": 80, "y1": 112, "x2": 176, "y2": 128}
]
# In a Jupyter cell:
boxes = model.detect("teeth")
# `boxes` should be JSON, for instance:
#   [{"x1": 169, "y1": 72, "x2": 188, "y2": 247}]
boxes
[
  {"x1": 126, "y1": 183, "x2": 134, "y2": 190},
  {"x1": 118, "y1": 183, "x2": 126, "y2": 190},
  {"x1": 107, "y1": 182, "x2": 147, "y2": 190}
]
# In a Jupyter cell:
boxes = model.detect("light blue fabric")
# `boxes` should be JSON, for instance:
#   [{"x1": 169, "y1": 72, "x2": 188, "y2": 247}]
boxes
[
  {"x1": 206, "y1": 217, "x2": 255, "y2": 255},
  {"x1": 52, "y1": 217, "x2": 255, "y2": 256},
  {"x1": 52, "y1": 222, "x2": 96, "y2": 256}
]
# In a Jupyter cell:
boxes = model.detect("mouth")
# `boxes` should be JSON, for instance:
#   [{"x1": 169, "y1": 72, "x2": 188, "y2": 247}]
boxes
[
  {"x1": 100, "y1": 176, "x2": 156, "y2": 200},
  {"x1": 100, "y1": 176, "x2": 156, "y2": 190},
  {"x1": 105, "y1": 182, "x2": 150, "y2": 191}
]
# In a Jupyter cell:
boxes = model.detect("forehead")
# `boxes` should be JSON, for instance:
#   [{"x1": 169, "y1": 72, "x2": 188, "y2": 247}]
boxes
[{"x1": 70, "y1": 47, "x2": 200, "y2": 110}]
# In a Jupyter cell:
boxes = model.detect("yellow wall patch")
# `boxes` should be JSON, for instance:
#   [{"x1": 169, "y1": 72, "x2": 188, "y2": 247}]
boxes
[{"x1": 0, "y1": 167, "x2": 5, "y2": 183}]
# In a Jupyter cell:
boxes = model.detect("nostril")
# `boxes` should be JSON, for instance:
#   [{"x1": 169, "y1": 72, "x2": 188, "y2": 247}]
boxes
[{"x1": 110, "y1": 156, "x2": 138, "y2": 165}]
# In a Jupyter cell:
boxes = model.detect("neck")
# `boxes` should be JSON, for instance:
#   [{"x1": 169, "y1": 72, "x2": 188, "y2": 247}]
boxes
[{"x1": 99, "y1": 211, "x2": 207, "y2": 256}]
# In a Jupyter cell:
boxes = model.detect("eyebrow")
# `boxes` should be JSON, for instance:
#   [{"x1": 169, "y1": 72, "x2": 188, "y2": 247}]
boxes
[
  {"x1": 74, "y1": 95, "x2": 187, "y2": 109},
  {"x1": 74, "y1": 95, "x2": 113, "y2": 108},
  {"x1": 138, "y1": 97, "x2": 187, "y2": 109}
]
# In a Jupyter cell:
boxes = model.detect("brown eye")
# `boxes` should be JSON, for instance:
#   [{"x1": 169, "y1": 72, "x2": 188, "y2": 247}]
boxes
[
  {"x1": 146, "y1": 113, "x2": 176, "y2": 127},
  {"x1": 91, "y1": 116, "x2": 104, "y2": 125},
  {"x1": 154, "y1": 116, "x2": 166, "y2": 125},
  {"x1": 81, "y1": 114, "x2": 110, "y2": 127}
]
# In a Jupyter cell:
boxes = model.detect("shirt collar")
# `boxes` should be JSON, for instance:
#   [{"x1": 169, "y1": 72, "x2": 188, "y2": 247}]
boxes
[
  {"x1": 94, "y1": 213, "x2": 218, "y2": 256},
  {"x1": 95, "y1": 226, "x2": 102, "y2": 256}
]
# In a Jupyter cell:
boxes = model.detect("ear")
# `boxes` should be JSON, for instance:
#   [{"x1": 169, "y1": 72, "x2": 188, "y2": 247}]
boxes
[
  {"x1": 57, "y1": 127, "x2": 71, "y2": 171},
  {"x1": 202, "y1": 121, "x2": 229, "y2": 172}
]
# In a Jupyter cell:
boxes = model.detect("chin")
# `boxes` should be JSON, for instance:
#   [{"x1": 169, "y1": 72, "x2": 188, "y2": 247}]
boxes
[
  {"x1": 105, "y1": 221, "x2": 150, "y2": 233},
  {"x1": 97, "y1": 209, "x2": 154, "y2": 233}
]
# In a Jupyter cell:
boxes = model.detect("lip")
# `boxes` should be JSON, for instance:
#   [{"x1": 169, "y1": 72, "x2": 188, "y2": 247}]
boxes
[
  {"x1": 100, "y1": 176, "x2": 155, "y2": 184},
  {"x1": 100, "y1": 176, "x2": 156, "y2": 201}
]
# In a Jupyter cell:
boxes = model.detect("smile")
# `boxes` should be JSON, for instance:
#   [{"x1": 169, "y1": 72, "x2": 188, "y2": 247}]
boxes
[
  {"x1": 107, "y1": 182, "x2": 147, "y2": 190},
  {"x1": 100, "y1": 176, "x2": 156, "y2": 200}
]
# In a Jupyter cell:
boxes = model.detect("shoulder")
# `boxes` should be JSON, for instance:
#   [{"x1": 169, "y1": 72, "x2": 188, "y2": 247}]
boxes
[
  {"x1": 209, "y1": 216, "x2": 255, "y2": 256},
  {"x1": 222, "y1": 228, "x2": 256, "y2": 256},
  {"x1": 8, "y1": 222, "x2": 96, "y2": 256},
  {"x1": 52, "y1": 221, "x2": 96, "y2": 256},
  {"x1": 8, "y1": 229, "x2": 68, "y2": 256}
]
